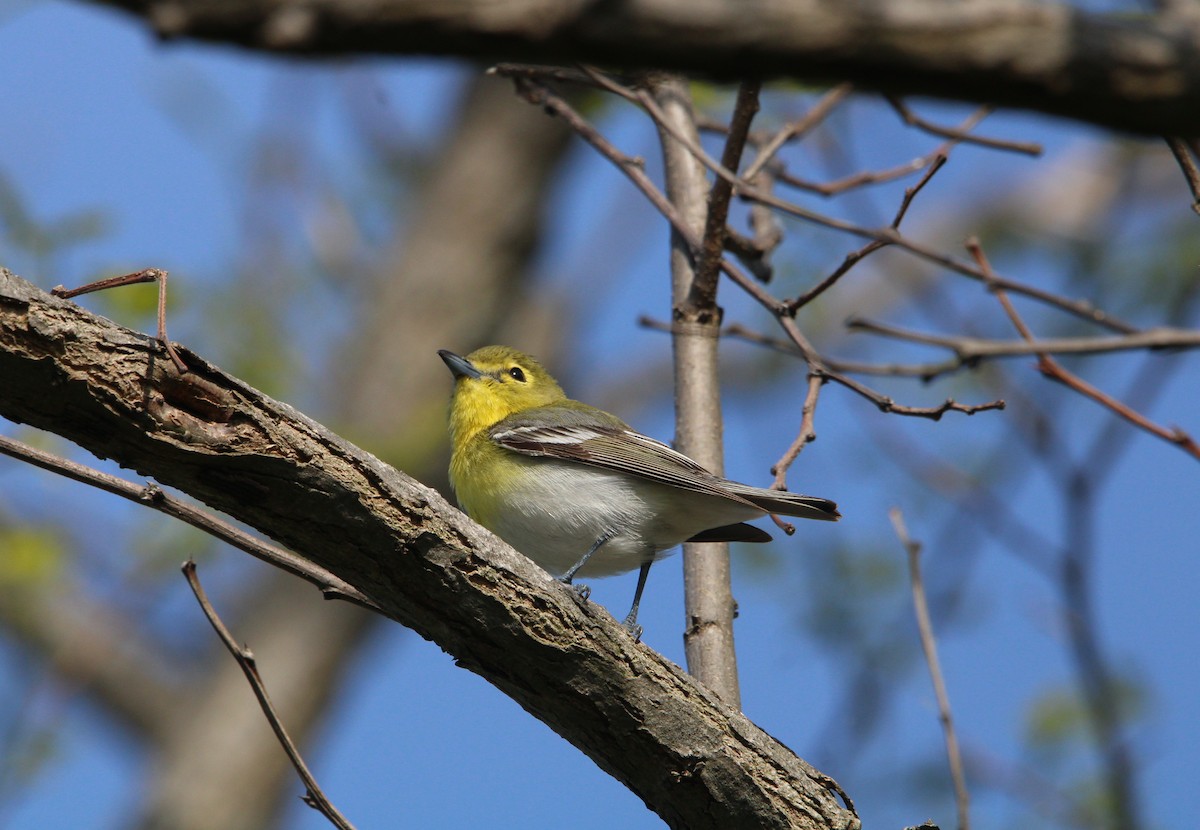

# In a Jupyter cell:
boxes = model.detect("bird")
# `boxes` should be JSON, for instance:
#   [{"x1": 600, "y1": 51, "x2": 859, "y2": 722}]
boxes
[{"x1": 439, "y1": 345, "x2": 838, "y2": 637}]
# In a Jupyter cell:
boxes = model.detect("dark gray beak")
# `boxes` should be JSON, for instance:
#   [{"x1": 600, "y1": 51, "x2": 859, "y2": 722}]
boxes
[{"x1": 438, "y1": 349, "x2": 483, "y2": 380}]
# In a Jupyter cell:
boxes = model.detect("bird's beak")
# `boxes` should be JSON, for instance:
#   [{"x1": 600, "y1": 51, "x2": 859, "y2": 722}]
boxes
[{"x1": 438, "y1": 349, "x2": 483, "y2": 380}]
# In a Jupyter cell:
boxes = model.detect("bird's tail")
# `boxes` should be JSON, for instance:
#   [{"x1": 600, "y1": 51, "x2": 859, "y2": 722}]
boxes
[{"x1": 724, "y1": 482, "x2": 840, "y2": 522}]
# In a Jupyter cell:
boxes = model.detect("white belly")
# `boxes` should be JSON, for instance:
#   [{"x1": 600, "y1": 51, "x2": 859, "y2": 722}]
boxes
[{"x1": 485, "y1": 458, "x2": 764, "y2": 578}]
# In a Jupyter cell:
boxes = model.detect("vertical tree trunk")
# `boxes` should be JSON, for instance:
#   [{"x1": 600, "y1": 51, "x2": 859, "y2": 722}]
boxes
[{"x1": 649, "y1": 75, "x2": 741, "y2": 708}]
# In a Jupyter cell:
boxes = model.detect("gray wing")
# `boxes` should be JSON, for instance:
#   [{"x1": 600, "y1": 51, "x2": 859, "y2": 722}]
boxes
[
  {"x1": 490, "y1": 406, "x2": 839, "y2": 522},
  {"x1": 490, "y1": 408, "x2": 763, "y2": 510}
]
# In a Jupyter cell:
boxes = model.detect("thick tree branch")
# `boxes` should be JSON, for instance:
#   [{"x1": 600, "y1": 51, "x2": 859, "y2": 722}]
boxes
[
  {"x1": 88, "y1": 0, "x2": 1200, "y2": 135},
  {"x1": 0, "y1": 269, "x2": 857, "y2": 830}
]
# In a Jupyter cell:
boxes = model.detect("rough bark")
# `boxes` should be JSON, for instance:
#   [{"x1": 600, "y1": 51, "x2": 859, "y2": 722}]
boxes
[
  {"x1": 0, "y1": 268, "x2": 858, "y2": 830},
  {"x1": 87, "y1": 0, "x2": 1200, "y2": 135}
]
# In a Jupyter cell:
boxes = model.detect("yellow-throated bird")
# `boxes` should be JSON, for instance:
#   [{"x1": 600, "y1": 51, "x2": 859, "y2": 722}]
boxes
[{"x1": 440, "y1": 345, "x2": 839, "y2": 636}]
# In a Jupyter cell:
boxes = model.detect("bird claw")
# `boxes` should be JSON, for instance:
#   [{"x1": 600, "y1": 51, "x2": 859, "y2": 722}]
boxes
[
  {"x1": 558, "y1": 577, "x2": 591, "y2": 602},
  {"x1": 621, "y1": 618, "x2": 643, "y2": 643}
]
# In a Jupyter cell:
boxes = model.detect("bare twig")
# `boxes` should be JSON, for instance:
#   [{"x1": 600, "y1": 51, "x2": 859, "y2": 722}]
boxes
[
  {"x1": 886, "y1": 97, "x2": 1042, "y2": 156},
  {"x1": 892, "y1": 154, "x2": 948, "y2": 228},
  {"x1": 587, "y1": 74, "x2": 1129, "y2": 334},
  {"x1": 182, "y1": 562, "x2": 358, "y2": 830},
  {"x1": 0, "y1": 433, "x2": 380, "y2": 610},
  {"x1": 778, "y1": 316, "x2": 1005, "y2": 418},
  {"x1": 1164, "y1": 136, "x2": 1200, "y2": 215},
  {"x1": 772, "y1": 105, "x2": 982, "y2": 200},
  {"x1": 846, "y1": 318, "x2": 1200, "y2": 358},
  {"x1": 967, "y1": 238, "x2": 1200, "y2": 460},
  {"x1": 787, "y1": 239, "x2": 890, "y2": 313},
  {"x1": 773, "y1": 151, "x2": 935, "y2": 197},
  {"x1": 785, "y1": 150, "x2": 948, "y2": 312},
  {"x1": 722, "y1": 225, "x2": 776, "y2": 282},
  {"x1": 508, "y1": 70, "x2": 1006, "y2": 419},
  {"x1": 52, "y1": 268, "x2": 188, "y2": 374},
  {"x1": 743, "y1": 83, "x2": 854, "y2": 179},
  {"x1": 694, "y1": 80, "x2": 762, "y2": 309},
  {"x1": 889, "y1": 508, "x2": 971, "y2": 830},
  {"x1": 770, "y1": 372, "x2": 824, "y2": 495}
]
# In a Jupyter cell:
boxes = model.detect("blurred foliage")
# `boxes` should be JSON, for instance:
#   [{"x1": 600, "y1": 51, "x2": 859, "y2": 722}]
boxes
[
  {"x1": 0, "y1": 526, "x2": 63, "y2": 591},
  {"x1": 0, "y1": 172, "x2": 109, "y2": 279},
  {"x1": 1025, "y1": 678, "x2": 1146, "y2": 755}
]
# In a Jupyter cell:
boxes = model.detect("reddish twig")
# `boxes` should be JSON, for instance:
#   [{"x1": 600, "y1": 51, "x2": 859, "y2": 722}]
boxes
[
  {"x1": 52, "y1": 268, "x2": 188, "y2": 374},
  {"x1": 968, "y1": 238, "x2": 1200, "y2": 460},
  {"x1": 183, "y1": 562, "x2": 359, "y2": 830},
  {"x1": 770, "y1": 372, "x2": 825, "y2": 495},
  {"x1": 889, "y1": 508, "x2": 972, "y2": 830}
]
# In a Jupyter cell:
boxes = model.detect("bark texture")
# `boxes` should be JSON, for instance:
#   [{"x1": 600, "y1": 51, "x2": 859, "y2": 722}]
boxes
[{"x1": 0, "y1": 268, "x2": 858, "y2": 830}]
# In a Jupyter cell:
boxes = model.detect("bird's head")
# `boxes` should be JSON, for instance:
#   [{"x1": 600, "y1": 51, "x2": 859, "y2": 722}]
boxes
[{"x1": 439, "y1": 346, "x2": 565, "y2": 444}]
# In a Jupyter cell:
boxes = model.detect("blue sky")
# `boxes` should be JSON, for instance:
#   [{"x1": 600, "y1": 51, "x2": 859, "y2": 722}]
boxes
[{"x1": 2, "y1": 2, "x2": 1198, "y2": 829}]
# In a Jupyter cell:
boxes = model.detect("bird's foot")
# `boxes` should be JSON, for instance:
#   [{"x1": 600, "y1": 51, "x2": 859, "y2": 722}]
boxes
[
  {"x1": 620, "y1": 613, "x2": 643, "y2": 643},
  {"x1": 558, "y1": 576, "x2": 591, "y2": 602}
]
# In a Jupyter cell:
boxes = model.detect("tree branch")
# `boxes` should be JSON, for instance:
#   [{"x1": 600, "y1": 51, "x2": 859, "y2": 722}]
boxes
[
  {"x1": 0, "y1": 268, "x2": 858, "y2": 830},
  {"x1": 846, "y1": 318, "x2": 1200, "y2": 360},
  {"x1": 88, "y1": 0, "x2": 1200, "y2": 135},
  {"x1": 183, "y1": 562, "x2": 357, "y2": 830},
  {"x1": 650, "y1": 73, "x2": 744, "y2": 707}
]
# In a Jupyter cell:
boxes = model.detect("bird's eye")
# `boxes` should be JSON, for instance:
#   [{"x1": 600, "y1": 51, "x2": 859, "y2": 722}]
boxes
[{"x1": 508, "y1": 366, "x2": 527, "y2": 382}]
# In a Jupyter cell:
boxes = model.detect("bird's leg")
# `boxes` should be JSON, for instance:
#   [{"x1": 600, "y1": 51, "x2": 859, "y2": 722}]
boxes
[
  {"x1": 620, "y1": 561, "x2": 653, "y2": 642},
  {"x1": 558, "y1": 530, "x2": 615, "y2": 600}
]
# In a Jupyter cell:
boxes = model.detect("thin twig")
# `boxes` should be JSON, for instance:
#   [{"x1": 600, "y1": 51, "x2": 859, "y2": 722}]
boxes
[
  {"x1": 892, "y1": 153, "x2": 948, "y2": 228},
  {"x1": 778, "y1": 316, "x2": 1005, "y2": 418},
  {"x1": 0, "y1": 433, "x2": 380, "y2": 610},
  {"x1": 774, "y1": 151, "x2": 935, "y2": 197},
  {"x1": 52, "y1": 268, "x2": 188, "y2": 374},
  {"x1": 693, "y1": 80, "x2": 762, "y2": 309},
  {"x1": 1163, "y1": 136, "x2": 1200, "y2": 215},
  {"x1": 182, "y1": 562, "x2": 359, "y2": 830},
  {"x1": 507, "y1": 70, "x2": 1005, "y2": 419},
  {"x1": 889, "y1": 508, "x2": 971, "y2": 830},
  {"x1": 967, "y1": 238, "x2": 1200, "y2": 460},
  {"x1": 847, "y1": 317, "x2": 1200, "y2": 358},
  {"x1": 770, "y1": 372, "x2": 824, "y2": 494},
  {"x1": 742, "y1": 83, "x2": 854, "y2": 179},
  {"x1": 716, "y1": 320, "x2": 960, "y2": 379},
  {"x1": 586, "y1": 74, "x2": 1130, "y2": 334},
  {"x1": 772, "y1": 105, "x2": 985, "y2": 200},
  {"x1": 785, "y1": 150, "x2": 948, "y2": 313},
  {"x1": 886, "y1": 97, "x2": 1043, "y2": 156},
  {"x1": 787, "y1": 239, "x2": 889, "y2": 313}
]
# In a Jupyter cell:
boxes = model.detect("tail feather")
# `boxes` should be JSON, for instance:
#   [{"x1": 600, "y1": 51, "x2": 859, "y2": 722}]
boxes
[
  {"x1": 724, "y1": 482, "x2": 840, "y2": 522},
  {"x1": 687, "y1": 522, "x2": 774, "y2": 544}
]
